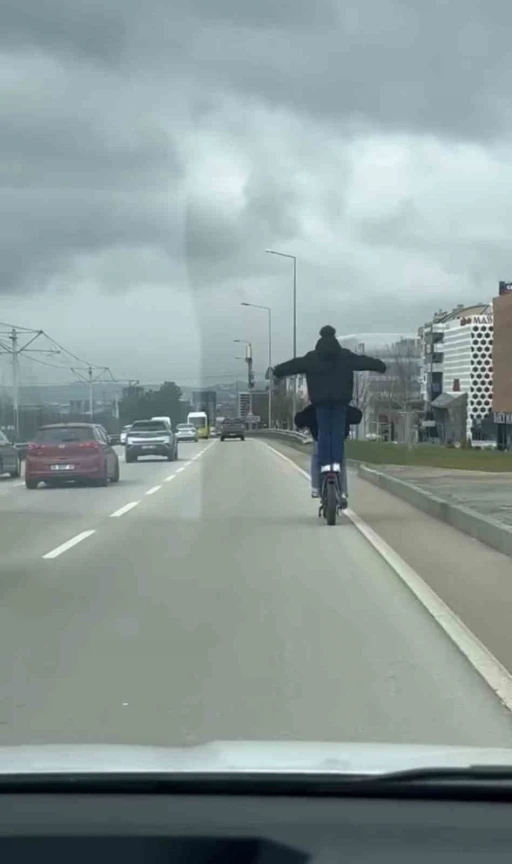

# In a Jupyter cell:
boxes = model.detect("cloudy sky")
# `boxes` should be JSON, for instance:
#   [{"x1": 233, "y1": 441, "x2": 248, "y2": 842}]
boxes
[{"x1": 1, "y1": 0, "x2": 512, "y2": 386}]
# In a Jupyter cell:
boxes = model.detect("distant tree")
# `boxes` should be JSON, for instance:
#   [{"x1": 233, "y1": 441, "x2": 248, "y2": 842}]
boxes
[
  {"x1": 272, "y1": 379, "x2": 294, "y2": 428},
  {"x1": 120, "y1": 381, "x2": 183, "y2": 426}
]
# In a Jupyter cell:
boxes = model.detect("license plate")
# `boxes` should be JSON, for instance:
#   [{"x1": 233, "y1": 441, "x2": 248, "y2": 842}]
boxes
[
  {"x1": 51, "y1": 464, "x2": 75, "y2": 471},
  {"x1": 141, "y1": 445, "x2": 154, "y2": 450}
]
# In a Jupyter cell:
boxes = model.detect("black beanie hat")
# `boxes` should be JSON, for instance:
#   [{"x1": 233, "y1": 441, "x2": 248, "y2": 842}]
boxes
[{"x1": 315, "y1": 325, "x2": 341, "y2": 353}]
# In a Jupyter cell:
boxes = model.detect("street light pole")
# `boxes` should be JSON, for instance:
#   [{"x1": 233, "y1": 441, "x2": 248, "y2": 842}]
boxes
[
  {"x1": 266, "y1": 249, "x2": 297, "y2": 423},
  {"x1": 234, "y1": 339, "x2": 253, "y2": 420},
  {"x1": 241, "y1": 302, "x2": 272, "y2": 428},
  {"x1": 0, "y1": 326, "x2": 58, "y2": 440}
]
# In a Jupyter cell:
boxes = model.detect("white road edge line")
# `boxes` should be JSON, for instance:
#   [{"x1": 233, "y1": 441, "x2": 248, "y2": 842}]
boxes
[
  {"x1": 260, "y1": 440, "x2": 512, "y2": 714},
  {"x1": 110, "y1": 501, "x2": 140, "y2": 518},
  {"x1": 146, "y1": 485, "x2": 162, "y2": 495},
  {"x1": 42, "y1": 530, "x2": 96, "y2": 560}
]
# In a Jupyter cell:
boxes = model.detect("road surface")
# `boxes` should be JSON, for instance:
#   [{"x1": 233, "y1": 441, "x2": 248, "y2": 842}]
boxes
[{"x1": 0, "y1": 438, "x2": 510, "y2": 747}]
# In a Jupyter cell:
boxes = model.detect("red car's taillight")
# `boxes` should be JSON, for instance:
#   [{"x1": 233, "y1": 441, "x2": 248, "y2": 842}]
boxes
[
  {"x1": 27, "y1": 443, "x2": 44, "y2": 456},
  {"x1": 78, "y1": 441, "x2": 101, "y2": 450}
]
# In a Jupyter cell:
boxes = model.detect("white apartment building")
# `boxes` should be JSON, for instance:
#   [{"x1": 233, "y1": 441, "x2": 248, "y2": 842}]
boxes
[
  {"x1": 443, "y1": 306, "x2": 493, "y2": 439},
  {"x1": 424, "y1": 304, "x2": 494, "y2": 442}
]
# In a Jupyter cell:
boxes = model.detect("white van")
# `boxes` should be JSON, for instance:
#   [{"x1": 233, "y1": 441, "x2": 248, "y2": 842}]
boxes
[{"x1": 151, "y1": 416, "x2": 172, "y2": 430}]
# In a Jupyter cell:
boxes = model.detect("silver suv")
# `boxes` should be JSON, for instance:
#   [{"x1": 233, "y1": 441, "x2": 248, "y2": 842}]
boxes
[{"x1": 125, "y1": 419, "x2": 178, "y2": 463}]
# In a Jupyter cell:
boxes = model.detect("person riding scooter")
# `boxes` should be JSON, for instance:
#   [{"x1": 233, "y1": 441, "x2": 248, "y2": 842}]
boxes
[
  {"x1": 273, "y1": 325, "x2": 386, "y2": 481},
  {"x1": 295, "y1": 402, "x2": 363, "y2": 500}
]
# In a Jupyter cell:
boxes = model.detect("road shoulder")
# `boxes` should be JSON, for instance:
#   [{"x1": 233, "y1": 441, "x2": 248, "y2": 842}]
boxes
[{"x1": 264, "y1": 438, "x2": 512, "y2": 678}]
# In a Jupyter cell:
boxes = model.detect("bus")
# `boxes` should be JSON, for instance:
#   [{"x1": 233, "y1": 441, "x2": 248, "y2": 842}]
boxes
[{"x1": 187, "y1": 411, "x2": 209, "y2": 439}]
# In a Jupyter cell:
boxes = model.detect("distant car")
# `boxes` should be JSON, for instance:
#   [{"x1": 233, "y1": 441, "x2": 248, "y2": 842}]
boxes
[
  {"x1": 175, "y1": 423, "x2": 198, "y2": 443},
  {"x1": 471, "y1": 440, "x2": 497, "y2": 451},
  {"x1": 120, "y1": 425, "x2": 132, "y2": 445},
  {"x1": 125, "y1": 419, "x2": 178, "y2": 463},
  {"x1": 0, "y1": 431, "x2": 21, "y2": 478},
  {"x1": 109, "y1": 432, "x2": 121, "y2": 446},
  {"x1": 210, "y1": 425, "x2": 217, "y2": 437},
  {"x1": 220, "y1": 418, "x2": 245, "y2": 441},
  {"x1": 25, "y1": 423, "x2": 120, "y2": 489}
]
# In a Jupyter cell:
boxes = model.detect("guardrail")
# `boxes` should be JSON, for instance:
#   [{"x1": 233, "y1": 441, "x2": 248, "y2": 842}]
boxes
[{"x1": 246, "y1": 429, "x2": 312, "y2": 445}]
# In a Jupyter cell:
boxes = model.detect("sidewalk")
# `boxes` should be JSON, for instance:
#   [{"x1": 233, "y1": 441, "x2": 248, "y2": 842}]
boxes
[{"x1": 371, "y1": 465, "x2": 512, "y2": 528}]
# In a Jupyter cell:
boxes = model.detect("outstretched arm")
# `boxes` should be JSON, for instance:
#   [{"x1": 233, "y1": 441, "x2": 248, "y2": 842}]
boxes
[
  {"x1": 273, "y1": 355, "x2": 308, "y2": 378},
  {"x1": 348, "y1": 351, "x2": 387, "y2": 374}
]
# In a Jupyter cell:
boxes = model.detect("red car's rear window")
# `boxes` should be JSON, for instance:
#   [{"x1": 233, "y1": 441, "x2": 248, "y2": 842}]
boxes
[{"x1": 35, "y1": 427, "x2": 94, "y2": 443}]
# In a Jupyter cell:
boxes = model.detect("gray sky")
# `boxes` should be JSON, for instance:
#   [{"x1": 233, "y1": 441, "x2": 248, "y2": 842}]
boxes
[{"x1": 1, "y1": 0, "x2": 512, "y2": 386}]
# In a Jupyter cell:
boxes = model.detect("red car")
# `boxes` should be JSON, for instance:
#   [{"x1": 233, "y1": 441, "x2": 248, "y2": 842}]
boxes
[{"x1": 25, "y1": 423, "x2": 120, "y2": 489}]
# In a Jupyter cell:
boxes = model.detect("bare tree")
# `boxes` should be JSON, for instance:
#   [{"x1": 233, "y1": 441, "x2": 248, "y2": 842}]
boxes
[
  {"x1": 367, "y1": 339, "x2": 422, "y2": 443},
  {"x1": 385, "y1": 339, "x2": 422, "y2": 410}
]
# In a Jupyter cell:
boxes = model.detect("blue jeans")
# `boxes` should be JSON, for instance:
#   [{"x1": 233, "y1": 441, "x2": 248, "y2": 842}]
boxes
[
  {"x1": 315, "y1": 403, "x2": 347, "y2": 470},
  {"x1": 311, "y1": 442, "x2": 348, "y2": 494}
]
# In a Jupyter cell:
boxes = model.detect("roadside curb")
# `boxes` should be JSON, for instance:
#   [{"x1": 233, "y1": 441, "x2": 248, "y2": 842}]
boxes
[{"x1": 358, "y1": 464, "x2": 512, "y2": 559}]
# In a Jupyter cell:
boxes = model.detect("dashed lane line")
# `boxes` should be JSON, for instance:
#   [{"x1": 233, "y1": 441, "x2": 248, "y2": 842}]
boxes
[
  {"x1": 260, "y1": 439, "x2": 512, "y2": 715},
  {"x1": 42, "y1": 530, "x2": 96, "y2": 560},
  {"x1": 41, "y1": 441, "x2": 216, "y2": 558},
  {"x1": 146, "y1": 485, "x2": 162, "y2": 495},
  {"x1": 110, "y1": 501, "x2": 140, "y2": 518}
]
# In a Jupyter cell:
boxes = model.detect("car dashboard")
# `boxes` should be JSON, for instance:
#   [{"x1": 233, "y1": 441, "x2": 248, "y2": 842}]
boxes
[{"x1": 1, "y1": 778, "x2": 512, "y2": 862}]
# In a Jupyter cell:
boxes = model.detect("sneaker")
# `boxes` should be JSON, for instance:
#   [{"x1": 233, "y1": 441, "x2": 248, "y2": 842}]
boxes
[
  {"x1": 311, "y1": 487, "x2": 320, "y2": 498},
  {"x1": 339, "y1": 494, "x2": 348, "y2": 510}
]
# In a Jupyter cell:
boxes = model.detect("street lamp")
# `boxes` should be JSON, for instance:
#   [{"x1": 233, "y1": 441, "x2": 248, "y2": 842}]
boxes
[
  {"x1": 233, "y1": 339, "x2": 253, "y2": 417},
  {"x1": 266, "y1": 248, "x2": 297, "y2": 420},
  {"x1": 241, "y1": 302, "x2": 272, "y2": 429},
  {"x1": 265, "y1": 249, "x2": 296, "y2": 357}
]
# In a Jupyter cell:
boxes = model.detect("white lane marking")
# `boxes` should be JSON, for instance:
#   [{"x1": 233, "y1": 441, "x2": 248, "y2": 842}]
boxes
[
  {"x1": 110, "y1": 501, "x2": 140, "y2": 518},
  {"x1": 146, "y1": 485, "x2": 162, "y2": 495},
  {"x1": 195, "y1": 441, "x2": 216, "y2": 458},
  {"x1": 165, "y1": 474, "x2": 176, "y2": 482},
  {"x1": 14, "y1": 482, "x2": 24, "y2": 487},
  {"x1": 260, "y1": 440, "x2": 512, "y2": 713},
  {"x1": 176, "y1": 466, "x2": 185, "y2": 474},
  {"x1": 42, "y1": 530, "x2": 96, "y2": 560}
]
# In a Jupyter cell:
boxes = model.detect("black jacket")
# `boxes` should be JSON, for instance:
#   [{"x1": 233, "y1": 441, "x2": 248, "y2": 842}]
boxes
[
  {"x1": 295, "y1": 403, "x2": 363, "y2": 441},
  {"x1": 273, "y1": 348, "x2": 386, "y2": 405}
]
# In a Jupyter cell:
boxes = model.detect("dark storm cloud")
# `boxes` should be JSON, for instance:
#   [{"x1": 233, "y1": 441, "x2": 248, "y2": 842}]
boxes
[
  {"x1": 2, "y1": 0, "x2": 512, "y2": 302},
  {"x1": 5, "y1": 1, "x2": 512, "y2": 139},
  {"x1": 0, "y1": 0, "x2": 126, "y2": 63}
]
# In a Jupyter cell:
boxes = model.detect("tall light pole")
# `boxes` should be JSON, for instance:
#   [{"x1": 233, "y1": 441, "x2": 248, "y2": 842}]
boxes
[
  {"x1": 0, "y1": 327, "x2": 59, "y2": 439},
  {"x1": 266, "y1": 249, "x2": 297, "y2": 422},
  {"x1": 233, "y1": 339, "x2": 253, "y2": 418},
  {"x1": 241, "y1": 302, "x2": 272, "y2": 429}
]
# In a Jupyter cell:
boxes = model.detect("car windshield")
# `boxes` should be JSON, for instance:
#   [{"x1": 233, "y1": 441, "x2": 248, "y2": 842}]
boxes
[
  {"x1": 35, "y1": 427, "x2": 94, "y2": 443},
  {"x1": 5, "y1": 0, "x2": 512, "y2": 779},
  {"x1": 130, "y1": 421, "x2": 168, "y2": 431}
]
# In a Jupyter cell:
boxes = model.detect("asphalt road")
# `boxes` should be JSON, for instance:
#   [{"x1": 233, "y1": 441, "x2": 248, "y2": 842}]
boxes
[{"x1": 0, "y1": 438, "x2": 511, "y2": 747}]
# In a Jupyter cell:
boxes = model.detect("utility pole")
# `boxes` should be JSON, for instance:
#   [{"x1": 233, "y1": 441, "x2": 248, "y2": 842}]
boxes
[
  {"x1": 88, "y1": 367, "x2": 93, "y2": 420},
  {"x1": 245, "y1": 343, "x2": 254, "y2": 417},
  {"x1": 72, "y1": 365, "x2": 112, "y2": 422},
  {"x1": 0, "y1": 326, "x2": 59, "y2": 440},
  {"x1": 266, "y1": 249, "x2": 297, "y2": 424},
  {"x1": 241, "y1": 302, "x2": 273, "y2": 428},
  {"x1": 10, "y1": 329, "x2": 19, "y2": 439}
]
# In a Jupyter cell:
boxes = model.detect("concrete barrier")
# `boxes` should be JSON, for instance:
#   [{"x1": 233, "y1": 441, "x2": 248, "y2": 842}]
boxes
[
  {"x1": 246, "y1": 429, "x2": 313, "y2": 447},
  {"x1": 358, "y1": 463, "x2": 512, "y2": 559}
]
